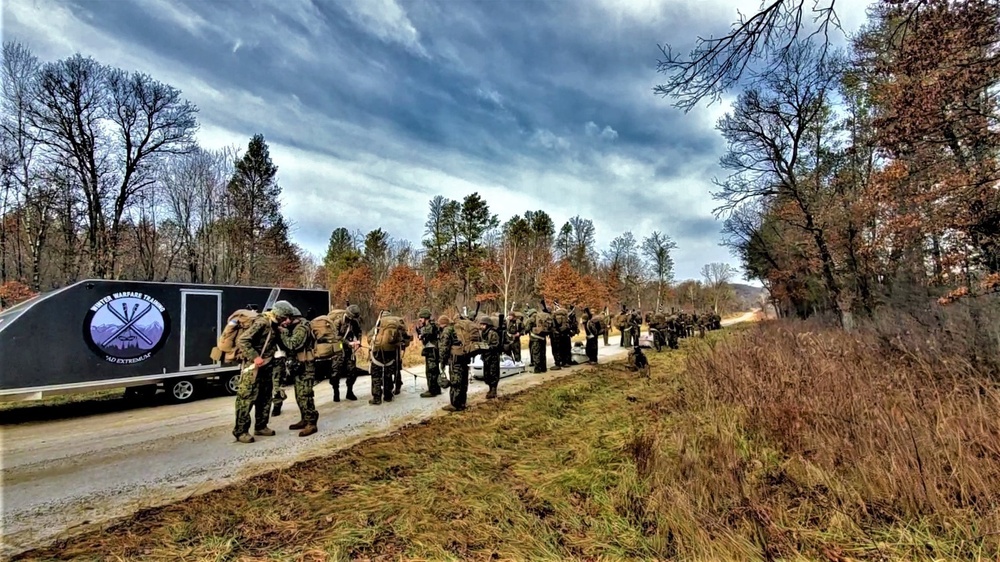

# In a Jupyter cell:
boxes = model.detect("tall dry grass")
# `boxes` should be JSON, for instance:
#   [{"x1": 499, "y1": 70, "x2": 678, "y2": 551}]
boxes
[{"x1": 667, "y1": 303, "x2": 1000, "y2": 559}]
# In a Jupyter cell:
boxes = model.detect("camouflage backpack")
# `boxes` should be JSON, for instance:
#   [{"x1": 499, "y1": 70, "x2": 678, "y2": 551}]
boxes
[
  {"x1": 615, "y1": 313, "x2": 628, "y2": 330},
  {"x1": 588, "y1": 313, "x2": 607, "y2": 335},
  {"x1": 212, "y1": 309, "x2": 259, "y2": 362},
  {"x1": 310, "y1": 315, "x2": 338, "y2": 359},
  {"x1": 552, "y1": 308, "x2": 569, "y2": 333},
  {"x1": 451, "y1": 318, "x2": 483, "y2": 357},
  {"x1": 532, "y1": 311, "x2": 553, "y2": 336},
  {"x1": 370, "y1": 316, "x2": 410, "y2": 352}
]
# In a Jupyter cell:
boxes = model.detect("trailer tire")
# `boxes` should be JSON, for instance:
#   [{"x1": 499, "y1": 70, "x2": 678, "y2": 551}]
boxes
[
  {"x1": 223, "y1": 372, "x2": 241, "y2": 396},
  {"x1": 167, "y1": 378, "x2": 199, "y2": 403}
]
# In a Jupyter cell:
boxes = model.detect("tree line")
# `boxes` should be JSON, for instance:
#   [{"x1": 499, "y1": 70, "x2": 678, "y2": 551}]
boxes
[
  {"x1": 318, "y1": 192, "x2": 749, "y2": 327},
  {"x1": 656, "y1": 0, "x2": 1000, "y2": 326}
]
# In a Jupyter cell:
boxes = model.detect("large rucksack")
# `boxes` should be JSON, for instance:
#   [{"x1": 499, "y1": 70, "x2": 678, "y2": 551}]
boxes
[
  {"x1": 552, "y1": 308, "x2": 569, "y2": 332},
  {"x1": 615, "y1": 313, "x2": 628, "y2": 330},
  {"x1": 370, "y1": 315, "x2": 411, "y2": 352},
  {"x1": 567, "y1": 309, "x2": 580, "y2": 335},
  {"x1": 310, "y1": 315, "x2": 338, "y2": 359},
  {"x1": 213, "y1": 309, "x2": 259, "y2": 363},
  {"x1": 451, "y1": 317, "x2": 483, "y2": 357},
  {"x1": 588, "y1": 314, "x2": 607, "y2": 335},
  {"x1": 532, "y1": 311, "x2": 553, "y2": 336}
]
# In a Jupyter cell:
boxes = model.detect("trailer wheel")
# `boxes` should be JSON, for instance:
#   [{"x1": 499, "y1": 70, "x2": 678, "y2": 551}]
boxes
[
  {"x1": 223, "y1": 372, "x2": 241, "y2": 396},
  {"x1": 168, "y1": 378, "x2": 198, "y2": 403}
]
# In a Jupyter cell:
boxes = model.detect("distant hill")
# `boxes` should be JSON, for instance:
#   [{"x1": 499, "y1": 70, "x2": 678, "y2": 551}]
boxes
[{"x1": 732, "y1": 283, "x2": 766, "y2": 309}]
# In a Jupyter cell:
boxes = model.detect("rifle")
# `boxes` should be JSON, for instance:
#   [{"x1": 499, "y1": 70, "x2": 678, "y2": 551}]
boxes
[
  {"x1": 497, "y1": 307, "x2": 507, "y2": 358},
  {"x1": 540, "y1": 298, "x2": 550, "y2": 313}
]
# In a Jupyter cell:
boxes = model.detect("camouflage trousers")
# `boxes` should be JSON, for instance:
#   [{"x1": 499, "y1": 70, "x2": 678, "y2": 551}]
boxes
[
  {"x1": 424, "y1": 350, "x2": 442, "y2": 395},
  {"x1": 507, "y1": 336, "x2": 522, "y2": 363},
  {"x1": 620, "y1": 329, "x2": 631, "y2": 347},
  {"x1": 233, "y1": 362, "x2": 274, "y2": 438},
  {"x1": 293, "y1": 360, "x2": 318, "y2": 424},
  {"x1": 529, "y1": 335, "x2": 547, "y2": 373},
  {"x1": 603, "y1": 329, "x2": 609, "y2": 346},
  {"x1": 329, "y1": 351, "x2": 358, "y2": 401},
  {"x1": 482, "y1": 352, "x2": 500, "y2": 388},
  {"x1": 449, "y1": 357, "x2": 471, "y2": 409},
  {"x1": 585, "y1": 335, "x2": 598, "y2": 363},
  {"x1": 369, "y1": 350, "x2": 396, "y2": 402},
  {"x1": 551, "y1": 334, "x2": 571, "y2": 366},
  {"x1": 271, "y1": 357, "x2": 288, "y2": 406}
]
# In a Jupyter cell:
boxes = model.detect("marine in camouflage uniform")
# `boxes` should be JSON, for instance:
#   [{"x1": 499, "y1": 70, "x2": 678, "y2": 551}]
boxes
[
  {"x1": 479, "y1": 316, "x2": 501, "y2": 400},
  {"x1": 436, "y1": 315, "x2": 453, "y2": 390},
  {"x1": 440, "y1": 318, "x2": 470, "y2": 411},
  {"x1": 581, "y1": 308, "x2": 599, "y2": 364},
  {"x1": 368, "y1": 346, "x2": 396, "y2": 405},
  {"x1": 277, "y1": 311, "x2": 318, "y2": 436},
  {"x1": 506, "y1": 313, "x2": 523, "y2": 363},
  {"x1": 330, "y1": 305, "x2": 362, "y2": 402},
  {"x1": 628, "y1": 310, "x2": 642, "y2": 346},
  {"x1": 525, "y1": 308, "x2": 547, "y2": 373},
  {"x1": 416, "y1": 309, "x2": 442, "y2": 398},
  {"x1": 233, "y1": 301, "x2": 294, "y2": 443}
]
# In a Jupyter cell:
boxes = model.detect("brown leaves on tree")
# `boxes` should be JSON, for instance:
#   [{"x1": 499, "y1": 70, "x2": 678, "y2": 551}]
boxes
[
  {"x1": 0, "y1": 280, "x2": 36, "y2": 309},
  {"x1": 374, "y1": 265, "x2": 426, "y2": 319}
]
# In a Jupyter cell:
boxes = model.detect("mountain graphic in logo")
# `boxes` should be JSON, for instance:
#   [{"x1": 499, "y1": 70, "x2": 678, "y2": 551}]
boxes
[{"x1": 84, "y1": 294, "x2": 170, "y2": 363}]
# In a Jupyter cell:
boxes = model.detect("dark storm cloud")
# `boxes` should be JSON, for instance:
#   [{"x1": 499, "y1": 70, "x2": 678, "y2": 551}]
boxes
[{"x1": 7, "y1": 0, "x2": 858, "y2": 280}]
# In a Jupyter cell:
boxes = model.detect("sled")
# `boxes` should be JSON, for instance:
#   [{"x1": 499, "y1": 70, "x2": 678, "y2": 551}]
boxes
[{"x1": 471, "y1": 354, "x2": 526, "y2": 380}]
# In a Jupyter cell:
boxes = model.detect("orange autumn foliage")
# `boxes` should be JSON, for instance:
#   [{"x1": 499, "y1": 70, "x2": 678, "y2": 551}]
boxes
[{"x1": 374, "y1": 265, "x2": 426, "y2": 318}]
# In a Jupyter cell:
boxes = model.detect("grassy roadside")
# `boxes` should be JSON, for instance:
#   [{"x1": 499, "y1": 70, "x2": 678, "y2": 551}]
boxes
[{"x1": 14, "y1": 317, "x2": 998, "y2": 561}]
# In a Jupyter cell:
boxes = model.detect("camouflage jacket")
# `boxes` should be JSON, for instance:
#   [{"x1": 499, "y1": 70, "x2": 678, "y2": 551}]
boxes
[
  {"x1": 237, "y1": 315, "x2": 280, "y2": 363},
  {"x1": 330, "y1": 314, "x2": 360, "y2": 348},
  {"x1": 278, "y1": 318, "x2": 314, "y2": 362},
  {"x1": 419, "y1": 321, "x2": 440, "y2": 357},
  {"x1": 438, "y1": 324, "x2": 457, "y2": 363},
  {"x1": 479, "y1": 326, "x2": 502, "y2": 357}
]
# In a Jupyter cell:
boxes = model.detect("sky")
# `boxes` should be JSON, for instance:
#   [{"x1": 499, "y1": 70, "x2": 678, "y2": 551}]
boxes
[{"x1": 4, "y1": 0, "x2": 870, "y2": 283}]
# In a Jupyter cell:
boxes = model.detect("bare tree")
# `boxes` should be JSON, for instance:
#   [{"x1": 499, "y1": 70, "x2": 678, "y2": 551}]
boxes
[
  {"x1": 714, "y1": 41, "x2": 853, "y2": 328},
  {"x1": 104, "y1": 68, "x2": 198, "y2": 276},
  {"x1": 701, "y1": 262, "x2": 737, "y2": 313},
  {"x1": 1, "y1": 42, "x2": 42, "y2": 286},
  {"x1": 641, "y1": 230, "x2": 678, "y2": 310},
  {"x1": 654, "y1": 0, "x2": 845, "y2": 111}
]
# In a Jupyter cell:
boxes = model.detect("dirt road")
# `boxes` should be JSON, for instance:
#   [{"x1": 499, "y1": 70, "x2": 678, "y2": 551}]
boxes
[{"x1": 0, "y1": 314, "x2": 754, "y2": 558}]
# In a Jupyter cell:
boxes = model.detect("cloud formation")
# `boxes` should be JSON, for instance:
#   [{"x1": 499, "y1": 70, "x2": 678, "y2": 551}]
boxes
[{"x1": 4, "y1": 0, "x2": 868, "y2": 282}]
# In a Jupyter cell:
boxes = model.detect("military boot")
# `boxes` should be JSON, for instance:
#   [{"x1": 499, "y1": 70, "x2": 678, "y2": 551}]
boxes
[
  {"x1": 236, "y1": 433, "x2": 255, "y2": 443},
  {"x1": 442, "y1": 404, "x2": 464, "y2": 412},
  {"x1": 486, "y1": 386, "x2": 497, "y2": 400},
  {"x1": 345, "y1": 381, "x2": 357, "y2": 400},
  {"x1": 271, "y1": 402, "x2": 282, "y2": 416},
  {"x1": 393, "y1": 382, "x2": 402, "y2": 395},
  {"x1": 369, "y1": 397, "x2": 382, "y2": 405},
  {"x1": 332, "y1": 383, "x2": 341, "y2": 403},
  {"x1": 254, "y1": 427, "x2": 276, "y2": 436},
  {"x1": 289, "y1": 420, "x2": 307, "y2": 430},
  {"x1": 298, "y1": 424, "x2": 317, "y2": 437},
  {"x1": 420, "y1": 390, "x2": 440, "y2": 398}
]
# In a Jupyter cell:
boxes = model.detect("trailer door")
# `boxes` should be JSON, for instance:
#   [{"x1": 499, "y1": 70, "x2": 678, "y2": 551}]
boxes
[{"x1": 180, "y1": 290, "x2": 222, "y2": 370}]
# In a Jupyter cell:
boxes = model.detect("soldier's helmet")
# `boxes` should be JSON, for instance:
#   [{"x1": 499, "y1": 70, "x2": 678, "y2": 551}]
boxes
[
  {"x1": 478, "y1": 315, "x2": 494, "y2": 328},
  {"x1": 526, "y1": 308, "x2": 537, "y2": 317},
  {"x1": 436, "y1": 314, "x2": 451, "y2": 327},
  {"x1": 271, "y1": 300, "x2": 296, "y2": 319},
  {"x1": 418, "y1": 308, "x2": 432, "y2": 319},
  {"x1": 346, "y1": 304, "x2": 361, "y2": 319}
]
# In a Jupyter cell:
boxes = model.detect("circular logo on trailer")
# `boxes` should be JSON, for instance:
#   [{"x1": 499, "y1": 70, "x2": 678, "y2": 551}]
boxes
[{"x1": 83, "y1": 292, "x2": 171, "y2": 364}]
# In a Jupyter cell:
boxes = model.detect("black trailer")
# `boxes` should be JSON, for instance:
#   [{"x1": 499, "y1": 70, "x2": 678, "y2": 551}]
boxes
[{"x1": 0, "y1": 279, "x2": 329, "y2": 403}]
